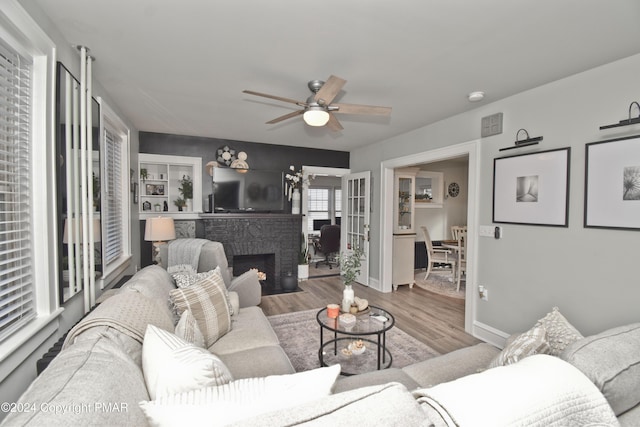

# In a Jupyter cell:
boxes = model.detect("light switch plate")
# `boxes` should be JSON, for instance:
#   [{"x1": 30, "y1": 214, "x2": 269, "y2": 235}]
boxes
[{"x1": 479, "y1": 226, "x2": 494, "y2": 237}]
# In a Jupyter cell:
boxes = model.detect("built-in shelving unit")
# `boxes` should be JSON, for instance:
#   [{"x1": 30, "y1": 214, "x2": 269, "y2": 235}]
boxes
[{"x1": 138, "y1": 153, "x2": 202, "y2": 219}]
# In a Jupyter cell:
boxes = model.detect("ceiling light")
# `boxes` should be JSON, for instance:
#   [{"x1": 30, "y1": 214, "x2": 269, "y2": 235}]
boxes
[
  {"x1": 468, "y1": 91, "x2": 485, "y2": 102},
  {"x1": 303, "y1": 107, "x2": 330, "y2": 126}
]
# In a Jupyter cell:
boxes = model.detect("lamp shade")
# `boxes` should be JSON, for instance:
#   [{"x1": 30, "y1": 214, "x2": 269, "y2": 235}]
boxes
[
  {"x1": 144, "y1": 217, "x2": 176, "y2": 242},
  {"x1": 63, "y1": 218, "x2": 101, "y2": 243},
  {"x1": 303, "y1": 108, "x2": 330, "y2": 126}
]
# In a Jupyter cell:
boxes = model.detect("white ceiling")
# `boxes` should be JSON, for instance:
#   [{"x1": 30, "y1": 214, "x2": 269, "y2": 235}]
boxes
[{"x1": 31, "y1": 0, "x2": 640, "y2": 151}]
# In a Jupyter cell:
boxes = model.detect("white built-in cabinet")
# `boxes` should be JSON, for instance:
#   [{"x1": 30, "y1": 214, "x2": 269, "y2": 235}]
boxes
[
  {"x1": 392, "y1": 168, "x2": 418, "y2": 290},
  {"x1": 138, "y1": 153, "x2": 202, "y2": 218}
]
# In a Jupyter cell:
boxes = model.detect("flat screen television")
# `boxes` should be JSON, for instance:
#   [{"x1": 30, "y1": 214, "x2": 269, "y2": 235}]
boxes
[{"x1": 212, "y1": 168, "x2": 285, "y2": 213}]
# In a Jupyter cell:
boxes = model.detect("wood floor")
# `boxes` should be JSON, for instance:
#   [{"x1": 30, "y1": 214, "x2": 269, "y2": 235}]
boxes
[{"x1": 260, "y1": 275, "x2": 482, "y2": 355}]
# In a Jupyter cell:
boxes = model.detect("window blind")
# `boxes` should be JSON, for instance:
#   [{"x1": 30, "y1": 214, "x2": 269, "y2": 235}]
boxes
[
  {"x1": 103, "y1": 128, "x2": 123, "y2": 265},
  {"x1": 0, "y1": 40, "x2": 35, "y2": 343}
]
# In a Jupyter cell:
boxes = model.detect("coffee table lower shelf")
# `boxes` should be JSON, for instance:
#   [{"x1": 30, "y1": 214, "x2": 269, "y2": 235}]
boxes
[{"x1": 319, "y1": 337, "x2": 393, "y2": 376}]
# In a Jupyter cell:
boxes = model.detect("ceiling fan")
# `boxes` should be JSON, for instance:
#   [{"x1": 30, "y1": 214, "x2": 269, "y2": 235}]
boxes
[{"x1": 243, "y1": 75, "x2": 391, "y2": 131}]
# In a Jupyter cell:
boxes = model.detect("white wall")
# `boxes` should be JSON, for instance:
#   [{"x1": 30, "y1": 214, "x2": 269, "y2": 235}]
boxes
[{"x1": 352, "y1": 53, "x2": 640, "y2": 339}]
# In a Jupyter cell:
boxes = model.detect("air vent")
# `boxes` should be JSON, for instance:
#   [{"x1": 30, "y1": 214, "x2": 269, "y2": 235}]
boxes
[{"x1": 481, "y1": 113, "x2": 503, "y2": 137}]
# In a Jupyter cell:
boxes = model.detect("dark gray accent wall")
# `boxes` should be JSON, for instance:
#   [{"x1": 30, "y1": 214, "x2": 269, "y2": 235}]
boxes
[{"x1": 139, "y1": 131, "x2": 349, "y2": 171}]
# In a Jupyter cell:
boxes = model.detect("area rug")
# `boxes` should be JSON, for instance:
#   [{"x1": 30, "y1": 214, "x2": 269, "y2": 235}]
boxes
[
  {"x1": 414, "y1": 269, "x2": 465, "y2": 299},
  {"x1": 268, "y1": 309, "x2": 440, "y2": 373}
]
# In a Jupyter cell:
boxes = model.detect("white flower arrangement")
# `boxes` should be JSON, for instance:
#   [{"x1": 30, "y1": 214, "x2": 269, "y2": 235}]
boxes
[{"x1": 285, "y1": 165, "x2": 303, "y2": 201}]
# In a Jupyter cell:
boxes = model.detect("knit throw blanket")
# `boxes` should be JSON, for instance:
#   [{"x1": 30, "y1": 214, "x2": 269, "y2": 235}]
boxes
[
  {"x1": 166, "y1": 238, "x2": 209, "y2": 274},
  {"x1": 62, "y1": 291, "x2": 174, "y2": 349},
  {"x1": 413, "y1": 354, "x2": 618, "y2": 426}
]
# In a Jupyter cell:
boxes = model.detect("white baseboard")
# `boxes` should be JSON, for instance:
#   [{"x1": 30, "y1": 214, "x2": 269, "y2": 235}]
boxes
[
  {"x1": 367, "y1": 276, "x2": 382, "y2": 292},
  {"x1": 472, "y1": 320, "x2": 509, "y2": 349}
]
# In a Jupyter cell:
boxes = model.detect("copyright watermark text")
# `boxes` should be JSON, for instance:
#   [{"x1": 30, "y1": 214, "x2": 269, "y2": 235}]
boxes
[{"x1": 1, "y1": 401, "x2": 128, "y2": 415}]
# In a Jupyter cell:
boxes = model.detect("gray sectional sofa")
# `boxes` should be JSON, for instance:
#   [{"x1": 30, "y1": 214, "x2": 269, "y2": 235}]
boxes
[{"x1": 2, "y1": 241, "x2": 638, "y2": 426}]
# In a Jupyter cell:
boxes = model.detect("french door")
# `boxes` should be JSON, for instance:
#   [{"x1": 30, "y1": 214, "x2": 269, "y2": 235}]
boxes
[{"x1": 341, "y1": 171, "x2": 370, "y2": 286}]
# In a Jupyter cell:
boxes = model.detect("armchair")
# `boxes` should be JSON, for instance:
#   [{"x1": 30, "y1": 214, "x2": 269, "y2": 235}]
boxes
[{"x1": 159, "y1": 239, "x2": 261, "y2": 307}]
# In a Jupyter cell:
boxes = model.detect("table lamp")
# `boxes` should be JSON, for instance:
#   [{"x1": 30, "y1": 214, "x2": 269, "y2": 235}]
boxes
[{"x1": 144, "y1": 217, "x2": 176, "y2": 264}]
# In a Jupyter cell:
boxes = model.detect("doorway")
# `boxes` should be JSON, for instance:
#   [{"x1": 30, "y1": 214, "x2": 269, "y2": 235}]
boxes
[
  {"x1": 301, "y1": 166, "x2": 350, "y2": 279},
  {"x1": 380, "y1": 140, "x2": 480, "y2": 333}
]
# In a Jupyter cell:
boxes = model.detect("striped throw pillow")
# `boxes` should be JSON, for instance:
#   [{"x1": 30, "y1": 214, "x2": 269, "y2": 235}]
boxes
[{"x1": 169, "y1": 269, "x2": 231, "y2": 347}]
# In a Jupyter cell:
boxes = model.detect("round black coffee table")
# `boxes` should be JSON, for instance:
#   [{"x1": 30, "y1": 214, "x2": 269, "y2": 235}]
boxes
[{"x1": 316, "y1": 305, "x2": 395, "y2": 376}]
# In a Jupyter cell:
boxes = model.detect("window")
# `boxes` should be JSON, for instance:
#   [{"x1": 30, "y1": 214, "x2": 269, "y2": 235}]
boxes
[
  {"x1": 307, "y1": 187, "x2": 341, "y2": 234},
  {"x1": 0, "y1": 39, "x2": 35, "y2": 343},
  {"x1": 0, "y1": 1, "x2": 57, "y2": 353},
  {"x1": 103, "y1": 128, "x2": 123, "y2": 265},
  {"x1": 99, "y1": 101, "x2": 131, "y2": 280}
]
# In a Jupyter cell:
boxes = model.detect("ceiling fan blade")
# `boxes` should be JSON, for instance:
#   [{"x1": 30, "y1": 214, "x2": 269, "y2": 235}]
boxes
[
  {"x1": 243, "y1": 90, "x2": 305, "y2": 106},
  {"x1": 332, "y1": 103, "x2": 392, "y2": 116},
  {"x1": 266, "y1": 110, "x2": 304, "y2": 124},
  {"x1": 314, "y1": 75, "x2": 346, "y2": 106},
  {"x1": 326, "y1": 113, "x2": 343, "y2": 131}
]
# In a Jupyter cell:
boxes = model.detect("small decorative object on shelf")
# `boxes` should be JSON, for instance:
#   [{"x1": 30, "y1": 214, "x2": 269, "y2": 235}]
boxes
[
  {"x1": 173, "y1": 198, "x2": 186, "y2": 211},
  {"x1": 178, "y1": 175, "x2": 193, "y2": 211},
  {"x1": 140, "y1": 168, "x2": 148, "y2": 182},
  {"x1": 230, "y1": 151, "x2": 249, "y2": 170}
]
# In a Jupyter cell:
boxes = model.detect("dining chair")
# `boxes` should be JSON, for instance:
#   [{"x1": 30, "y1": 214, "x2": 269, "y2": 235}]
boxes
[
  {"x1": 451, "y1": 225, "x2": 467, "y2": 241},
  {"x1": 456, "y1": 230, "x2": 467, "y2": 292},
  {"x1": 421, "y1": 226, "x2": 456, "y2": 281}
]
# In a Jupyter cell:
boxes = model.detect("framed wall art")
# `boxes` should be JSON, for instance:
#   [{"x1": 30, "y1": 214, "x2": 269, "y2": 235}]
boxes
[
  {"x1": 585, "y1": 134, "x2": 640, "y2": 230},
  {"x1": 493, "y1": 147, "x2": 570, "y2": 227}
]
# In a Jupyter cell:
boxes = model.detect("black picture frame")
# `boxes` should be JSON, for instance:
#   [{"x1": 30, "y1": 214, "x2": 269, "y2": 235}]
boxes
[
  {"x1": 585, "y1": 134, "x2": 640, "y2": 230},
  {"x1": 493, "y1": 147, "x2": 570, "y2": 227}
]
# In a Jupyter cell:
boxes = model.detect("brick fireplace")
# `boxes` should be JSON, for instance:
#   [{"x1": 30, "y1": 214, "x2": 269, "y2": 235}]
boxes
[{"x1": 200, "y1": 214, "x2": 302, "y2": 289}]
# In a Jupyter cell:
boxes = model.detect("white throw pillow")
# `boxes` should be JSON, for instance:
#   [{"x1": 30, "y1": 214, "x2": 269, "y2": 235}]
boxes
[
  {"x1": 488, "y1": 325, "x2": 549, "y2": 368},
  {"x1": 174, "y1": 310, "x2": 205, "y2": 348},
  {"x1": 534, "y1": 306, "x2": 583, "y2": 356},
  {"x1": 139, "y1": 364, "x2": 341, "y2": 427},
  {"x1": 142, "y1": 324, "x2": 233, "y2": 400}
]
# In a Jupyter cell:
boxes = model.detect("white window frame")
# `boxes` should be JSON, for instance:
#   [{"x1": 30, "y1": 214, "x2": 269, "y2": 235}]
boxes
[
  {"x1": 0, "y1": 0, "x2": 62, "y2": 380},
  {"x1": 98, "y1": 99, "x2": 131, "y2": 285}
]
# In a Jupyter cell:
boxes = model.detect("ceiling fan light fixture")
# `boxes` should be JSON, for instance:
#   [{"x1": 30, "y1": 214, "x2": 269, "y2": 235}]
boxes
[{"x1": 303, "y1": 107, "x2": 330, "y2": 127}]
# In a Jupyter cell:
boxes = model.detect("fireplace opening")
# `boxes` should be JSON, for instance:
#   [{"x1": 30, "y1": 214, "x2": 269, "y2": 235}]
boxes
[{"x1": 233, "y1": 253, "x2": 276, "y2": 290}]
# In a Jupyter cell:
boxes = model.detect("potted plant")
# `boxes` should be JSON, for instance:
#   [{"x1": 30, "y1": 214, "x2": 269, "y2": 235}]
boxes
[
  {"x1": 140, "y1": 168, "x2": 148, "y2": 182},
  {"x1": 298, "y1": 233, "x2": 310, "y2": 281},
  {"x1": 173, "y1": 198, "x2": 186, "y2": 211},
  {"x1": 340, "y1": 247, "x2": 363, "y2": 312},
  {"x1": 179, "y1": 175, "x2": 193, "y2": 211}
]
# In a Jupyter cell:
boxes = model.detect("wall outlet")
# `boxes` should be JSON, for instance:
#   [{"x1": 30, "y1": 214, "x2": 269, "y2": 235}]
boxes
[{"x1": 478, "y1": 285, "x2": 488, "y2": 301}]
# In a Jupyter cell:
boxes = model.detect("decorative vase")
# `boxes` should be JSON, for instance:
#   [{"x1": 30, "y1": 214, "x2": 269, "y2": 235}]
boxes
[
  {"x1": 281, "y1": 272, "x2": 298, "y2": 292},
  {"x1": 185, "y1": 199, "x2": 192, "y2": 212},
  {"x1": 291, "y1": 188, "x2": 301, "y2": 214},
  {"x1": 342, "y1": 284, "x2": 355, "y2": 313},
  {"x1": 298, "y1": 263, "x2": 309, "y2": 281}
]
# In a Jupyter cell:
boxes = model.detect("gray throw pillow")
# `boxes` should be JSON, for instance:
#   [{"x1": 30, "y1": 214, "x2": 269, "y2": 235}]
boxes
[{"x1": 561, "y1": 322, "x2": 640, "y2": 416}]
